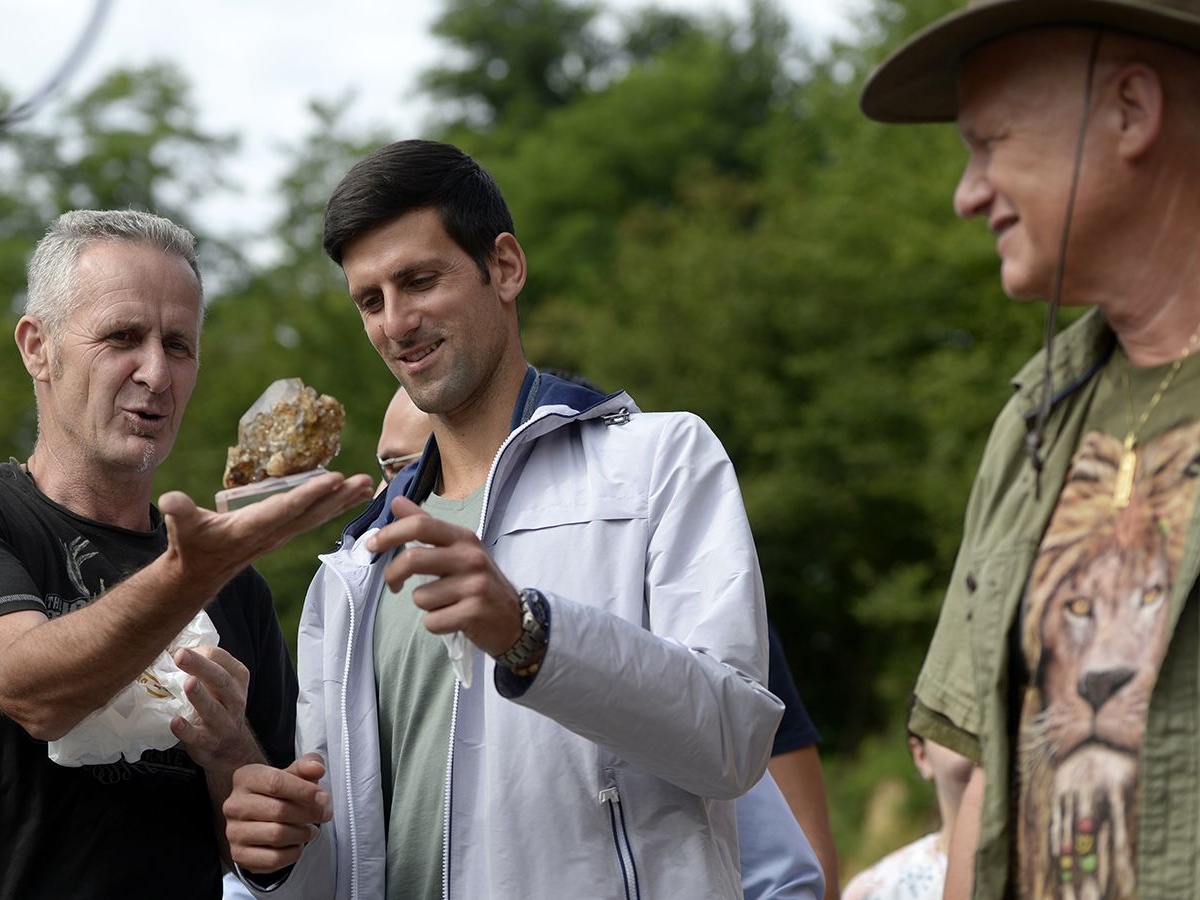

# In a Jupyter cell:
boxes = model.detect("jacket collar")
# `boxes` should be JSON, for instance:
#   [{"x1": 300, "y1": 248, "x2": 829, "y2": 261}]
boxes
[
  {"x1": 344, "y1": 366, "x2": 624, "y2": 540},
  {"x1": 1010, "y1": 308, "x2": 1117, "y2": 422}
]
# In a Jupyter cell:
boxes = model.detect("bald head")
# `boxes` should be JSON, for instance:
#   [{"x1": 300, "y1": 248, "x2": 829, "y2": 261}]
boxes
[
  {"x1": 950, "y1": 26, "x2": 1200, "y2": 306},
  {"x1": 377, "y1": 387, "x2": 432, "y2": 482}
]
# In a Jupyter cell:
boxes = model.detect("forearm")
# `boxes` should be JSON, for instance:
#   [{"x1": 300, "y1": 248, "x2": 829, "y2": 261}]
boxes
[
  {"x1": 0, "y1": 549, "x2": 230, "y2": 739},
  {"x1": 204, "y1": 740, "x2": 270, "y2": 868},
  {"x1": 944, "y1": 766, "x2": 984, "y2": 900},
  {"x1": 768, "y1": 747, "x2": 841, "y2": 900},
  {"x1": 513, "y1": 596, "x2": 782, "y2": 798}
]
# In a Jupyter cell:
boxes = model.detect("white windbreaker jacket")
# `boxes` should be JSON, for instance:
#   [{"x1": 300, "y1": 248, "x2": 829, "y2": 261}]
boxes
[{"x1": 247, "y1": 373, "x2": 784, "y2": 900}]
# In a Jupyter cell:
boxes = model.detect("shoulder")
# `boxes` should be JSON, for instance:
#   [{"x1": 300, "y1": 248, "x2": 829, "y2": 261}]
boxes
[
  {"x1": 0, "y1": 461, "x2": 35, "y2": 516},
  {"x1": 579, "y1": 408, "x2": 726, "y2": 454},
  {"x1": 843, "y1": 833, "x2": 944, "y2": 900},
  {"x1": 992, "y1": 308, "x2": 1112, "y2": 429},
  {"x1": 0, "y1": 462, "x2": 69, "y2": 550}
]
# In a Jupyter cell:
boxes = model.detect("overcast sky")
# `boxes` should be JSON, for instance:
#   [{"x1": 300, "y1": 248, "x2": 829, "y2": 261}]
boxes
[{"x1": 1, "y1": 0, "x2": 863, "y2": 244}]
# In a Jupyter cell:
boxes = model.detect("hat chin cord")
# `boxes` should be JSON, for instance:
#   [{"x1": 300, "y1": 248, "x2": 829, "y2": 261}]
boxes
[{"x1": 1025, "y1": 28, "x2": 1105, "y2": 499}]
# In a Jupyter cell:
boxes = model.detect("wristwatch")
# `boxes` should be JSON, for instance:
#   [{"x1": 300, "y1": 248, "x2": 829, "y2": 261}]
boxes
[{"x1": 497, "y1": 588, "x2": 550, "y2": 675}]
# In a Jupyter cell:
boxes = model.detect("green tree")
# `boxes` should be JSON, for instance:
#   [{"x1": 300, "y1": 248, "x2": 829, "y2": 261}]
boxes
[
  {"x1": 157, "y1": 102, "x2": 399, "y2": 641},
  {"x1": 456, "y1": 0, "x2": 804, "y2": 313},
  {"x1": 0, "y1": 0, "x2": 1086, "y2": 871},
  {"x1": 0, "y1": 64, "x2": 240, "y2": 466},
  {"x1": 422, "y1": 0, "x2": 609, "y2": 132}
]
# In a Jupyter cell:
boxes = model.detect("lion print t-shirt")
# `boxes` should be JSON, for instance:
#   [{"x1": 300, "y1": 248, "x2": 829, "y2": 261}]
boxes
[{"x1": 1016, "y1": 348, "x2": 1200, "y2": 900}]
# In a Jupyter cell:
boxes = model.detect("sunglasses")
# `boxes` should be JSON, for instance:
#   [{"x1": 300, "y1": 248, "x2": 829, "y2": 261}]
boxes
[{"x1": 377, "y1": 451, "x2": 422, "y2": 482}]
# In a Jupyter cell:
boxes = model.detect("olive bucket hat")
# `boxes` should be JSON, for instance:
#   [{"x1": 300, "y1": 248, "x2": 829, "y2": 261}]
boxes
[{"x1": 861, "y1": 0, "x2": 1200, "y2": 123}]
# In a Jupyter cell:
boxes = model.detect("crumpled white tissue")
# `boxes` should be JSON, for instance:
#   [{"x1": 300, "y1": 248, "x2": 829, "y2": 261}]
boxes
[
  {"x1": 409, "y1": 541, "x2": 473, "y2": 689},
  {"x1": 48, "y1": 610, "x2": 220, "y2": 767}
]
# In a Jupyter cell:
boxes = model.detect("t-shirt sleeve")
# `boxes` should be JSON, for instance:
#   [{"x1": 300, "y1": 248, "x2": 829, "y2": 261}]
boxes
[
  {"x1": 0, "y1": 535, "x2": 47, "y2": 617},
  {"x1": 768, "y1": 622, "x2": 820, "y2": 754}
]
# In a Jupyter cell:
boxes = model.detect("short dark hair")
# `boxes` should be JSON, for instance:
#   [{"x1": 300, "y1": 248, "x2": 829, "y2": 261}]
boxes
[{"x1": 323, "y1": 139, "x2": 515, "y2": 283}]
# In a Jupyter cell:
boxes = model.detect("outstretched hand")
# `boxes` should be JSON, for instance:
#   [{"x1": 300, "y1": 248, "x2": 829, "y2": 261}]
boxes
[{"x1": 158, "y1": 471, "x2": 374, "y2": 594}]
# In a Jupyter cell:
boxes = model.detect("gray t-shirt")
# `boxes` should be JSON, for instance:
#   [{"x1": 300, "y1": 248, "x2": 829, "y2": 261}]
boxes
[{"x1": 374, "y1": 487, "x2": 484, "y2": 900}]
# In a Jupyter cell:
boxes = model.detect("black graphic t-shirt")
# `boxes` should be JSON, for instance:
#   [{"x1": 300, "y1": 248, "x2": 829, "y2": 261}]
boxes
[{"x1": 0, "y1": 461, "x2": 298, "y2": 900}]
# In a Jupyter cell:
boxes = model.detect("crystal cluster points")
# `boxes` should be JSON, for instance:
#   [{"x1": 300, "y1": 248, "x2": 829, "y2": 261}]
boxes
[{"x1": 222, "y1": 378, "x2": 345, "y2": 488}]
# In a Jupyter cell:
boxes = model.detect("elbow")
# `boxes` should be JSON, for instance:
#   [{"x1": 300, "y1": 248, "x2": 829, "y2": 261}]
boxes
[
  {"x1": 25, "y1": 721, "x2": 69, "y2": 743},
  {"x1": 0, "y1": 696, "x2": 77, "y2": 742},
  {"x1": 704, "y1": 694, "x2": 782, "y2": 801},
  {"x1": 727, "y1": 751, "x2": 773, "y2": 800},
  {"x1": 16, "y1": 715, "x2": 73, "y2": 743}
]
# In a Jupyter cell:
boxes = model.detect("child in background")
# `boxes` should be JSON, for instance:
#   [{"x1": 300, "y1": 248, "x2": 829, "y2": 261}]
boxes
[{"x1": 842, "y1": 715, "x2": 973, "y2": 900}]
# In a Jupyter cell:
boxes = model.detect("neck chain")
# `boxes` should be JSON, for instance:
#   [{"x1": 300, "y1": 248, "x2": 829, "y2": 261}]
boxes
[{"x1": 1113, "y1": 323, "x2": 1200, "y2": 508}]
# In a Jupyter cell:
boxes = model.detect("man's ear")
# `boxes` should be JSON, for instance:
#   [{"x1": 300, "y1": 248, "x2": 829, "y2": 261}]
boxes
[
  {"x1": 1108, "y1": 62, "x2": 1164, "y2": 161},
  {"x1": 15, "y1": 316, "x2": 52, "y2": 383},
  {"x1": 491, "y1": 233, "x2": 527, "y2": 306}
]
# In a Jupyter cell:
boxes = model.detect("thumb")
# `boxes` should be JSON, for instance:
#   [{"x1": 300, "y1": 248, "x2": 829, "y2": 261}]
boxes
[
  {"x1": 158, "y1": 490, "x2": 201, "y2": 549},
  {"x1": 289, "y1": 752, "x2": 327, "y2": 784},
  {"x1": 158, "y1": 490, "x2": 198, "y2": 518}
]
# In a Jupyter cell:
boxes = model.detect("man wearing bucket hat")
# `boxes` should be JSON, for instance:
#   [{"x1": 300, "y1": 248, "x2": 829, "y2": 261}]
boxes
[{"x1": 862, "y1": 2, "x2": 1200, "y2": 899}]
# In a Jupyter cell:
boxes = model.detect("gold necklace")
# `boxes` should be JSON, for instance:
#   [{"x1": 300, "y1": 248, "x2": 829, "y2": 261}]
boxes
[{"x1": 1113, "y1": 323, "x2": 1200, "y2": 508}]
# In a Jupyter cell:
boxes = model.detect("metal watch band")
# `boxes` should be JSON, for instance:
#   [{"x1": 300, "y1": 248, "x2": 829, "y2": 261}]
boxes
[{"x1": 497, "y1": 587, "x2": 549, "y2": 671}]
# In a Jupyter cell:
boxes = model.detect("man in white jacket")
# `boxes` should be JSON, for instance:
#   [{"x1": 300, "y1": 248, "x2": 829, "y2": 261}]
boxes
[{"x1": 224, "y1": 139, "x2": 794, "y2": 899}]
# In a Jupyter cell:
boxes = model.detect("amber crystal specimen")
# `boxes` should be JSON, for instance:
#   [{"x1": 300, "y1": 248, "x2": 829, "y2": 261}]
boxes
[{"x1": 222, "y1": 378, "x2": 345, "y2": 489}]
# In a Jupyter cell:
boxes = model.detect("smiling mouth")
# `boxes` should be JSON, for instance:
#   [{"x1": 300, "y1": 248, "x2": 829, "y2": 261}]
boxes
[{"x1": 400, "y1": 340, "x2": 442, "y2": 364}]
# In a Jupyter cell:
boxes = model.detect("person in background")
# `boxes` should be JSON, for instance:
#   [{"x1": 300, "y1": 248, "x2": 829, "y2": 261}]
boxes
[
  {"x1": 842, "y1": 706, "x2": 973, "y2": 900},
  {"x1": 375, "y1": 384, "x2": 432, "y2": 491},
  {"x1": 223, "y1": 139, "x2": 784, "y2": 899},
  {"x1": 0, "y1": 209, "x2": 372, "y2": 899},
  {"x1": 861, "y1": 0, "x2": 1200, "y2": 896},
  {"x1": 766, "y1": 622, "x2": 841, "y2": 899}
]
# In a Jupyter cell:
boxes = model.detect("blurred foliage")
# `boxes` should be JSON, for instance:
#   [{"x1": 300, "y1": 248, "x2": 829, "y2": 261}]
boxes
[{"x1": 0, "y1": 0, "x2": 1076, "y2": 875}]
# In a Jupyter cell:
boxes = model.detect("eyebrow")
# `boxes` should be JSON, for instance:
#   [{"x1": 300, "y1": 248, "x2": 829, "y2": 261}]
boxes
[
  {"x1": 163, "y1": 326, "x2": 196, "y2": 342},
  {"x1": 99, "y1": 313, "x2": 196, "y2": 342},
  {"x1": 350, "y1": 257, "x2": 442, "y2": 305}
]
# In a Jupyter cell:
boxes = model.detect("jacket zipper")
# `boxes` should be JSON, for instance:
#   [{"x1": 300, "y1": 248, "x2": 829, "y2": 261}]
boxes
[
  {"x1": 437, "y1": 400, "x2": 632, "y2": 898},
  {"x1": 438, "y1": 437, "x2": 507, "y2": 900},
  {"x1": 337, "y1": 570, "x2": 360, "y2": 900},
  {"x1": 599, "y1": 782, "x2": 641, "y2": 899},
  {"x1": 437, "y1": 422, "x2": 526, "y2": 899},
  {"x1": 441, "y1": 679, "x2": 459, "y2": 900}
]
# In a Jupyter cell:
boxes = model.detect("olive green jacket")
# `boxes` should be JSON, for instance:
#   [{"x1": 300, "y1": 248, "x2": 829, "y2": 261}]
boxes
[{"x1": 910, "y1": 309, "x2": 1200, "y2": 899}]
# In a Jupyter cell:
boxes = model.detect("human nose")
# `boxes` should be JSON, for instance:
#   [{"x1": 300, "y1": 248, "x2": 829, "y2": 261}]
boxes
[
  {"x1": 380, "y1": 292, "x2": 421, "y2": 342},
  {"x1": 133, "y1": 341, "x2": 171, "y2": 393},
  {"x1": 953, "y1": 153, "x2": 992, "y2": 220}
]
